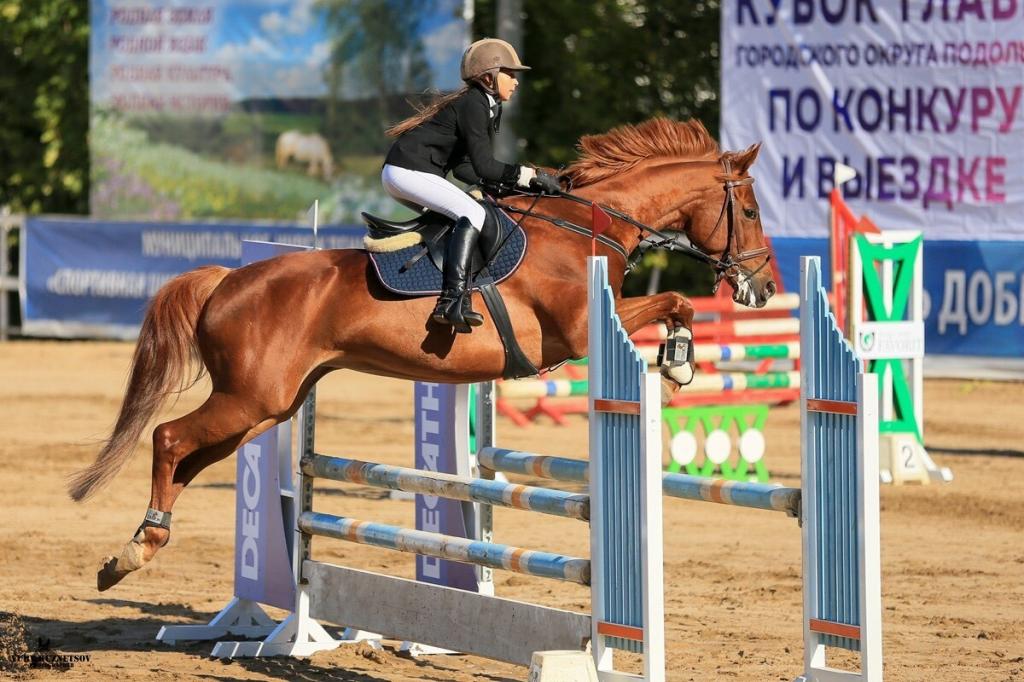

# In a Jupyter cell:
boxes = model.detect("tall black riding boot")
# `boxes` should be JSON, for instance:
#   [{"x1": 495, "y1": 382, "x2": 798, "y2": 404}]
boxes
[{"x1": 431, "y1": 218, "x2": 485, "y2": 332}]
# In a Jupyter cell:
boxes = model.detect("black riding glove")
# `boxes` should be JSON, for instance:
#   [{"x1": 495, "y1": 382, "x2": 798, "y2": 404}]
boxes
[{"x1": 530, "y1": 171, "x2": 562, "y2": 195}]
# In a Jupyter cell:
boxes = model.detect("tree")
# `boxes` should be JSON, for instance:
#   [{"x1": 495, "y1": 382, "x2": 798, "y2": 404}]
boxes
[
  {"x1": 477, "y1": 0, "x2": 721, "y2": 167},
  {"x1": 319, "y1": 0, "x2": 440, "y2": 153},
  {"x1": 0, "y1": 0, "x2": 89, "y2": 214}
]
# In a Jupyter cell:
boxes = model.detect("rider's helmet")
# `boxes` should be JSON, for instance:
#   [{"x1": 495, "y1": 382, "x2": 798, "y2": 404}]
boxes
[{"x1": 460, "y1": 38, "x2": 531, "y2": 82}]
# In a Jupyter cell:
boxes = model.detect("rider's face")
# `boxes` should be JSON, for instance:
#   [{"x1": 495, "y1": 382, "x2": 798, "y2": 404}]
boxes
[{"x1": 495, "y1": 70, "x2": 518, "y2": 102}]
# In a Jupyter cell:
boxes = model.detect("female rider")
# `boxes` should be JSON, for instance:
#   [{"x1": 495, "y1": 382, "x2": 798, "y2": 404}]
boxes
[{"x1": 382, "y1": 38, "x2": 561, "y2": 332}]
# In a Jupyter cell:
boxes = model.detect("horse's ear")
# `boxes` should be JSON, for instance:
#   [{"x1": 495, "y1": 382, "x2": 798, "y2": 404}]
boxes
[{"x1": 731, "y1": 143, "x2": 761, "y2": 174}]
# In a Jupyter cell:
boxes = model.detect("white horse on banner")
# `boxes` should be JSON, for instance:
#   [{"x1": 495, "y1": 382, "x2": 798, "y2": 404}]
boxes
[{"x1": 275, "y1": 131, "x2": 334, "y2": 180}]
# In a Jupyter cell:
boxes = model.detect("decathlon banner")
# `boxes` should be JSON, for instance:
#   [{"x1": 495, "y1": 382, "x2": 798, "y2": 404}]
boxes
[
  {"x1": 414, "y1": 382, "x2": 480, "y2": 593},
  {"x1": 90, "y1": 0, "x2": 469, "y2": 222},
  {"x1": 21, "y1": 217, "x2": 364, "y2": 338},
  {"x1": 721, "y1": 1, "x2": 1023, "y2": 240}
]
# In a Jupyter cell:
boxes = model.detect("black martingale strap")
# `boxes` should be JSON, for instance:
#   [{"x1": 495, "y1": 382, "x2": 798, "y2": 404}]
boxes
[{"x1": 477, "y1": 280, "x2": 539, "y2": 380}]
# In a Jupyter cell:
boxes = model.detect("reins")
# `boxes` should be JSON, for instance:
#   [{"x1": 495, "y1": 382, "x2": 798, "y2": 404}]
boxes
[{"x1": 496, "y1": 201, "x2": 632, "y2": 261}]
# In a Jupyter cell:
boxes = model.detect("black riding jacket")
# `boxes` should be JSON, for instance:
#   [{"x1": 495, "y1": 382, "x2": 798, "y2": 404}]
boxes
[{"x1": 384, "y1": 85, "x2": 520, "y2": 187}]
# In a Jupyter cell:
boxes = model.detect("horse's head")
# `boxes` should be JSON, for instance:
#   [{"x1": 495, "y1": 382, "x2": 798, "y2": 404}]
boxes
[
  {"x1": 681, "y1": 143, "x2": 776, "y2": 308},
  {"x1": 563, "y1": 118, "x2": 776, "y2": 308}
]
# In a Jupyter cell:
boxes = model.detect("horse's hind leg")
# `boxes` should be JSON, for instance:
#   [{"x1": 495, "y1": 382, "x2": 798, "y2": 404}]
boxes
[{"x1": 97, "y1": 391, "x2": 279, "y2": 591}]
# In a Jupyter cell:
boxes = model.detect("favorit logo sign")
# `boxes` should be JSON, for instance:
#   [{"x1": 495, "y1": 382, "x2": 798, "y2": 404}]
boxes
[
  {"x1": 858, "y1": 331, "x2": 877, "y2": 353},
  {"x1": 854, "y1": 322, "x2": 924, "y2": 359}
]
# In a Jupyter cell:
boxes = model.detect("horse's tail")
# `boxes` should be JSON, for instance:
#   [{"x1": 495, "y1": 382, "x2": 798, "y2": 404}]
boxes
[{"x1": 67, "y1": 265, "x2": 231, "y2": 502}]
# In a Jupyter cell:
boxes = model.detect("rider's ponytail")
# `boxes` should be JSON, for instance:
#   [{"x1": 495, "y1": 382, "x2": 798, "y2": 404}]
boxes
[{"x1": 386, "y1": 85, "x2": 470, "y2": 138}]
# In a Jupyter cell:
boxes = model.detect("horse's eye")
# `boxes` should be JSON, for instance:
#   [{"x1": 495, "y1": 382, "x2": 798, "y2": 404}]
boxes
[{"x1": 743, "y1": 208, "x2": 758, "y2": 220}]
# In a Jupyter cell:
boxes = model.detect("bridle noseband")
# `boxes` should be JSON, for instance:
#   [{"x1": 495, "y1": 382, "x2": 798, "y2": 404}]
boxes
[{"x1": 492, "y1": 157, "x2": 771, "y2": 289}]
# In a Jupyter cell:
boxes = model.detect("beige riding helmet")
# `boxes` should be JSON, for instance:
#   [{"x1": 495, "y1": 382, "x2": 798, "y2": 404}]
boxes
[{"x1": 460, "y1": 38, "x2": 531, "y2": 81}]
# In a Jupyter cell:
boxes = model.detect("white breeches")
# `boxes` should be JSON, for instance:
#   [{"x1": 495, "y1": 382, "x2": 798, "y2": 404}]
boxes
[{"x1": 381, "y1": 163, "x2": 486, "y2": 230}]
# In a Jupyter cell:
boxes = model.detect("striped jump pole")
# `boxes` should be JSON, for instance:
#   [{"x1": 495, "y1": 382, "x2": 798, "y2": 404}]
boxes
[
  {"x1": 298, "y1": 513, "x2": 591, "y2": 584},
  {"x1": 499, "y1": 369, "x2": 798, "y2": 399},
  {"x1": 674, "y1": 369, "x2": 799, "y2": 393},
  {"x1": 632, "y1": 317, "x2": 801, "y2": 343},
  {"x1": 687, "y1": 291, "x2": 801, "y2": 314},
  {"x1": 478, "y1": 448, "x2": 590, "y2": 483},
  {"x1": 565, "y1": 340, "x2": 801, "y2": 367},
  {"x1": 639, "y1": 340, "x2": 801, "y2": 365},
  {"x1": 497, "y1": 378, "x2": 589, "y2": 400},
  {"x1": 302, "y1": 454, "x2": 590, "y2": 521},
  {"x1": 479, "y1": 447, "x2": 799, "y2": 515}
]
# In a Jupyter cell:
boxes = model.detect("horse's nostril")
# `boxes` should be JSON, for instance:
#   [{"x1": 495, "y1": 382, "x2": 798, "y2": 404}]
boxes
[{"x1": 765, "y1": 281, "x2": 777, "y2": 297}]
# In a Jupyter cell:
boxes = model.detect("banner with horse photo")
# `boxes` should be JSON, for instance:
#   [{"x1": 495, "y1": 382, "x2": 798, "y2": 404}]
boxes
[{"x1": 89, "y1": 0, "x2": 469, "y2": 222}]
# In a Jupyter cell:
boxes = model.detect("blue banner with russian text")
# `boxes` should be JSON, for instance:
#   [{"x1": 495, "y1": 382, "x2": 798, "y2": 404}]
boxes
[
  {"x1": 22, "y1": 217, "x2": 364, "y2": 338},
  {"x1": 772, "y1": 237, "x2": 1024, "y2": 357}
]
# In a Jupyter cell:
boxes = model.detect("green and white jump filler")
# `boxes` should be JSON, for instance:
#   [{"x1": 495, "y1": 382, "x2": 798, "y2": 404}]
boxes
[{"x1": 848, "y1": 230, "x2": 952, "y2": 484}]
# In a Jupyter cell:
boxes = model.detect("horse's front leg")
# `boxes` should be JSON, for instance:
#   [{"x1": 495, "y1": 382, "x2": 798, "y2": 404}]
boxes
[{"x1": 614, "y1": 292, "x2": 696, "y2": 402}]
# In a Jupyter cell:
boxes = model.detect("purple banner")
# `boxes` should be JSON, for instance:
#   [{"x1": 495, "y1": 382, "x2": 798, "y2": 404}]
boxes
[
  {"x1": 231, "y1": 240, "x2": 310, "y2": 609},
  {"x1": 414, "y1": 382, "x2": 478, "y2": 592},
  {"x1": 233, "y1": 428, "x2": 295, "y2": 610}
]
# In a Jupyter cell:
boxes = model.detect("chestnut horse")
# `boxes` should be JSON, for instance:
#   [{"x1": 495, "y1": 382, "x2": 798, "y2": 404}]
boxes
[{"x1": 68, "y1": 118, "x2": 775, "y2": 590}]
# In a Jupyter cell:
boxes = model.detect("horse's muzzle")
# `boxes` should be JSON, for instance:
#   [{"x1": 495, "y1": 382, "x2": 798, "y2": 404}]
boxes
[{"x1": 732, "y1": 275, "x2": 776, "y2": 308}]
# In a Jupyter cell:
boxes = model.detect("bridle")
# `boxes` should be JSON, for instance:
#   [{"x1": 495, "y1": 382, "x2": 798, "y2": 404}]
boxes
[
  {"x1": 493, "y1": 157, "x2": 771, "y2": 291},
  {"x1": 701, "y1": 157, "x2": 772, "y2": 292}
]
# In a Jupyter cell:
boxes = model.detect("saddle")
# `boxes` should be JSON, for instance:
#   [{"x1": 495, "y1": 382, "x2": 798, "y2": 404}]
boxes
[{"x1": 361, "y1": 202, "x2": 537, "y2": 380}]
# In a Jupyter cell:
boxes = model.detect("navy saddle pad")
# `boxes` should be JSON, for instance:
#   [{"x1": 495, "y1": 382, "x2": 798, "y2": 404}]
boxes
[{"x1": 367, "y1": 208, "x2": 527, "y2": 296}]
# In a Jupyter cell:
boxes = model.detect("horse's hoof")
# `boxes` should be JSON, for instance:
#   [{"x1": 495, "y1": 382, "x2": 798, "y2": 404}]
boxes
[
  {"x1": 96, "y1": 537, "x2": 150, "y2": 591},
  {"x1": 660, "y1": 376, "x2": 681, "y2": 406},
  {"x1": 665, "y1": 362, "x2": 694, "y2": 386},
  {"x1": 97, "y1": 556, "x2": 129, "y2": 592}
]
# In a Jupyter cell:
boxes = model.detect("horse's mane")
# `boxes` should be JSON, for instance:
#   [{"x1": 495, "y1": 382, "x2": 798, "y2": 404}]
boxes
[{"x1": 564, "y1": 118, "x2": 720, "y2": 187}]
